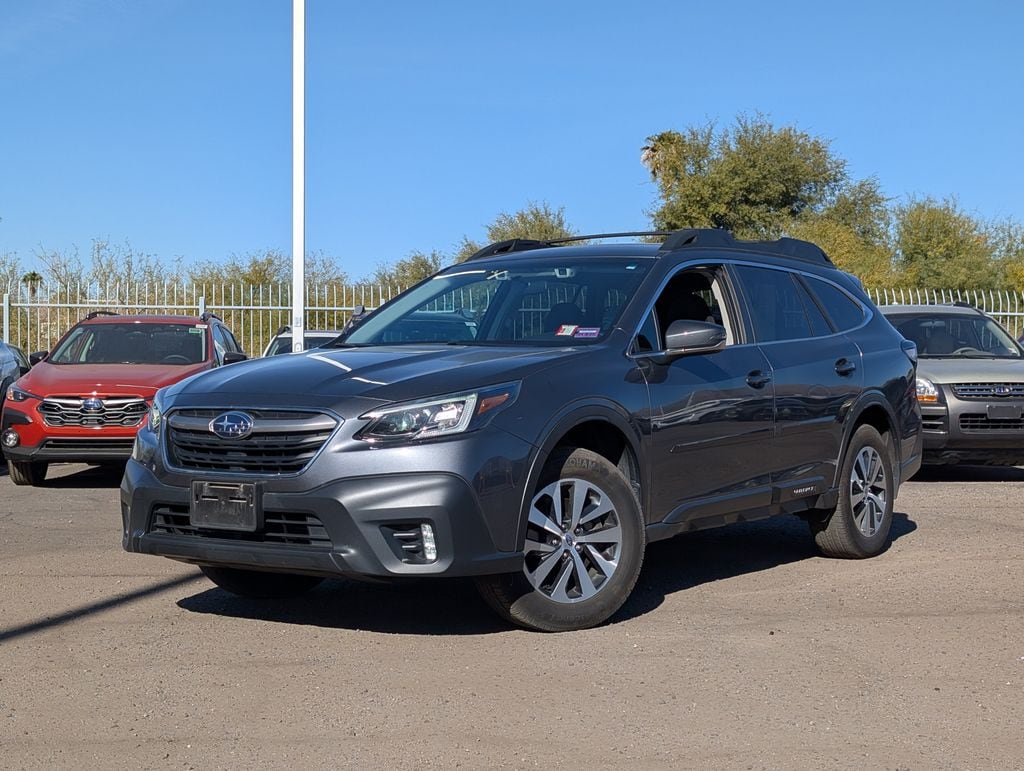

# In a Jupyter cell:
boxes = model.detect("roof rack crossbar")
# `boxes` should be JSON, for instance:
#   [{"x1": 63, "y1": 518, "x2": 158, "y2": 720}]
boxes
[
  {"x1": 85, "y1": 310, "x2": 119, "y2": 319},
  {"x1": 466, "y1": 231, "x2": 673, "y2": 261},
  {"x1": 545, "y1": 231, "x2": 673, "y2": 245}
]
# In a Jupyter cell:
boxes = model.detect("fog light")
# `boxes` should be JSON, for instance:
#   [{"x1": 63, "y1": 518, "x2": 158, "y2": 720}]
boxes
[
  {"x1": 420, "y1": 523, "x2": 437, "y2": 562},
  {"x1": 2, "y1": 429, "x2": 19, "y2": 448}
]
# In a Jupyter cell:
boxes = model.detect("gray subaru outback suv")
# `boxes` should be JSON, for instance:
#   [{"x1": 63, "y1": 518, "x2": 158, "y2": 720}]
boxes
[{"x1": 121, "y1": 229, "x2": 923, "y2": 631}]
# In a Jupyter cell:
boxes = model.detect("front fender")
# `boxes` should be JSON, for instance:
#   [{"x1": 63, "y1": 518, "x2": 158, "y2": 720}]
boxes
[{"x1": 512, "y1": 398, "x2": 648, "y2": 551}]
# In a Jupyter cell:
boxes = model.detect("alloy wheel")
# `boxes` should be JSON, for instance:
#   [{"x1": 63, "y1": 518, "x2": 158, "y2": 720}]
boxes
[
  {"x1": 850, "y1": 446, "x2": 887, "y2": 537},
  {"x1": 522, "y1": 477, "x2": 622, "y2": 603}
]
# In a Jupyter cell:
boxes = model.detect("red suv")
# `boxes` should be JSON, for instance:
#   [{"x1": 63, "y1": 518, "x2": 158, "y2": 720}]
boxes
[{"x1": 1, "y1": 312, "x2": 245, "y2": 485}]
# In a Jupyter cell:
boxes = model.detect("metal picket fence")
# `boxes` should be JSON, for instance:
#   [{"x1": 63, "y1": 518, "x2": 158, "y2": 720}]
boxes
[
  {"x1": 865, "y1": 288, "x2": 1024, "y2": 337},
  {"x1": 0, "y1": 282, "x2": 401, "y2": 356},
  {"x1": 4, "y1": 282, "x2": 1024, "y2": 355}
]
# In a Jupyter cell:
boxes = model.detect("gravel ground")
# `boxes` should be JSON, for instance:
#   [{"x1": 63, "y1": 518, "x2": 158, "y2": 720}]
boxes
[{"x1": 1, "y1": 461, "x2": 1022, "y2": 769}]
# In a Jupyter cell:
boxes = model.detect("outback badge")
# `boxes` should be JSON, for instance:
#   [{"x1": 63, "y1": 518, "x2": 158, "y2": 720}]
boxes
[{"x1": 210, "y1": 411, "x2": 255, "y2": 440}]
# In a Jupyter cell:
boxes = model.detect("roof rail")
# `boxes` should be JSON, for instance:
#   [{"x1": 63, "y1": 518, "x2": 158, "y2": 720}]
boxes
[
  {"x1": 658, "y1": 229, "x2": 834, "y2": 266},
  {"x1": 85, "y1": 310, "x2": 119, "y2": 320},
  {"x1": 465, "y1": 228, "x2": 835, "y2": 266}
]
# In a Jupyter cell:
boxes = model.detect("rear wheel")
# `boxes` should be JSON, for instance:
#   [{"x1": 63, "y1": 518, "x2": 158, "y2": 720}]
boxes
[
  {"x1": 811, "y1": 425, "x2": 894, "y2": 558},
  {"x1": 8, "y1": 460, "x2": 48, "y2": 486},
  {"x1": 476, "y1": 447, "x2": 645, "y2": 632},
  {"x1": 200, "y1": 566, "x2": 324, "y2": 598}
]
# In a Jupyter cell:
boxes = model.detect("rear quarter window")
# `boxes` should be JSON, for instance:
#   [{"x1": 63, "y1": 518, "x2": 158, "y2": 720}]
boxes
[{"x1": 805, "y1": 277, "x2": 865, "y2": 332}]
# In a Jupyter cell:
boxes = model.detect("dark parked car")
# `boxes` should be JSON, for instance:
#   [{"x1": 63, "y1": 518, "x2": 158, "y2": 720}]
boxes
[
  {"x1": 1, "y1": 338, "x2": 30, "y2": 417},
  {"x1": 121, "y1": 229, "x2": 922, "y2": 631},
  {"x1": 882, "y1": 303, "x2": 1024, "y2": 465}
]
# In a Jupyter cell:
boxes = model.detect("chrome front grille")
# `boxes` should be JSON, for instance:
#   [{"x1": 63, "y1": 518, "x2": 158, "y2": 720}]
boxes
[
  {"x1": 39, "y1": 396, "x2": 148, "y2": 427},
  {"x1": 166, "y1": 409, "x2": 338, "y2": 474},
  {"x1": 951, "y1": 383, "x2": 1024, "y2": 399}
]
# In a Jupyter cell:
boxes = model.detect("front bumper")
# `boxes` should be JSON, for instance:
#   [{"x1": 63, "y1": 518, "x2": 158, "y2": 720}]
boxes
[
  {"x1": 920, "y1": 394, "x2": 1024, "y2": 465},
  {"x1": 1, "y1": 405, "x2": 139, "y2": 463},
  {"x1": 121, "y1": 456, "x2": 528, "y2": 577}
]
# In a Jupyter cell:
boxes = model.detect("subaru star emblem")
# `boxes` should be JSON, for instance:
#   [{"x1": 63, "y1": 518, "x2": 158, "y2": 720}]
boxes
[
  {"x1": 82, "y1": 397, "x2": 104, "y2": 412},
  {"x1": 994, "y1": 385, "x2": 1012, "y2": 397},
  {"x1": 210, "y1": 411, "x2": 255, "y2": 439}
]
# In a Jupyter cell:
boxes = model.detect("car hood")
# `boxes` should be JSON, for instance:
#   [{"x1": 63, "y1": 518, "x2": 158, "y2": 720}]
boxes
[
  {"x1": 164, "y1": 344, "x2": 588, "y2": 412},
  {"x1": 18, "y1": 361, "x2": 211, "y2": 397},
  {"x1": 917, "y1": 357, "x2": 1024, "y2": 384}
]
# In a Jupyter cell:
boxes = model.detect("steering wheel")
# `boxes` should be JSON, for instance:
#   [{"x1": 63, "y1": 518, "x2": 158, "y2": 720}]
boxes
[
  {"x1": 952, "y1": 346, "x2": 983, "y2": 355},
  {"x1": 160, "y1": 354, "x2": 192, "y2": 364}
]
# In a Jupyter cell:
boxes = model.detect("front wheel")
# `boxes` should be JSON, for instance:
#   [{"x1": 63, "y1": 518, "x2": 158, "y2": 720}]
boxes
[
  {"x1": 810, "y1": 425, "x2": 895, "y2": 558},
  {"x1": 200, "y1": 565, "x2": 324, "y2": 598},
  {"x1": 476, "y1": 447, "x2": 645, "y2": 632},
  {"x1": 8, "y1": 460, "x2": 48, "y2": 486}
]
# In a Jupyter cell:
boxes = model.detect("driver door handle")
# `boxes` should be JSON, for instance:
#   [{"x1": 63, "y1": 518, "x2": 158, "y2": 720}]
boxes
[{"x1": 746, "y1": 370, "x2": 771, "y2": 389}]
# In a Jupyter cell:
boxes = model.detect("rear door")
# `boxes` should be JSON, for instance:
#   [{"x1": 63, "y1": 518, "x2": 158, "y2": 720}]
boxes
[{"x1": 730, "y1": 264, "x2": 864, "y2": 503}]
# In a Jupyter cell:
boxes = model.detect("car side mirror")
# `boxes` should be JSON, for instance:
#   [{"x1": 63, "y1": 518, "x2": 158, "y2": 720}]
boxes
[
  {"x1": 658, "y1": 320, "x2": 727, "y2": 360},
  {"x1": 29, "y1": 351, "x2": 48, "y2": 366},
  {"x1": 222, "y1": 351, "x2": 247, "y2": 365}
]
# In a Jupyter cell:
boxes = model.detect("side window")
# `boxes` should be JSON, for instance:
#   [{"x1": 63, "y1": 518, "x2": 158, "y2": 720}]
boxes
[
  {"x1": 211, "y1": 326, "x2": 228, "y2": 364},
  {"x1": 633, "y1": 311, "x2": 659, "y2": 353},
  {"x1": 805, "y1": 276, "x2": 865, "y2": 332},
  {"x1": 733, "y1": 266, "x2": 812, "y2": 343},
  {"x1": 221, "y1": 326, "x2": 242, "y2": 353},
  {"x1": 636, "y1": 267, "x2": 735, "y2": 352},
  {"x1": 794, "y1": 279, "x2": 834, "y2": 337}
]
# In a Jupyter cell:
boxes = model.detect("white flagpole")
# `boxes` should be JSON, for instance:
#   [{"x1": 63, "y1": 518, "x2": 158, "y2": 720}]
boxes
[{"x1": 291, "y1": 0, "x2": 305, "y2": 351}]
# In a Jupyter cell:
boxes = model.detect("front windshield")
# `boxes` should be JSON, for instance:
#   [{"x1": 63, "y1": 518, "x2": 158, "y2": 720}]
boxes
[
  {"x1": 50, "y1": 323, "x2": 208, "y2": 365},
  {"x1": 337, "y1": 257, "x2": 653, "y2": 347},
  {"x1": 887, "y1": 313, "x2": 1022, "y2": 359}
]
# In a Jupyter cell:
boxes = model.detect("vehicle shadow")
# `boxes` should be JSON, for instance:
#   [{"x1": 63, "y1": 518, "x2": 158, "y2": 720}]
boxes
[
  {"x1": 614, "y1": 511, "x2": 915, "y2": 623},
  {"x1": 176, "y1": 512, "x2": 917, "y2": 635},
  {"x1": 911, "y1": 465, "x2": 1024, "y2": 483},
  {"x1": 40, "y1": 464, "x2": 126, "y2": 489}
]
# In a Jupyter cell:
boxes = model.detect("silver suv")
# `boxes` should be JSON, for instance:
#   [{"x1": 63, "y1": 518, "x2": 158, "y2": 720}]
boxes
[{"x1": 882, "y1": 303, "x2": 1024, "y2": 465}]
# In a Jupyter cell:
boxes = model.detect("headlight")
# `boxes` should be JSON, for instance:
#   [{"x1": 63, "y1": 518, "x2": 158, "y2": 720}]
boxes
[
  {"x1": 148, "y1": 389, "x2": 166, "y2": 432},
  {"x1": 916, "y1": 378, "x2": 940, "y2": 403},
  {"x1": 356, "y1": 382, "x2": 520, "y2": 444},
  {"x1": 6, "y1": 386, "x2": 36, "y2": 402}
]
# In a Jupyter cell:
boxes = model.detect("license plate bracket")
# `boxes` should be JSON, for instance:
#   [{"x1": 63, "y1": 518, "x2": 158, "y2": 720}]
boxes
[
  {"x1": 190, "y1": 481, "x2": 260, "y2": 532},
  {"x1": 987, "y1": 403, "x2": 1022, "y2": 420}
]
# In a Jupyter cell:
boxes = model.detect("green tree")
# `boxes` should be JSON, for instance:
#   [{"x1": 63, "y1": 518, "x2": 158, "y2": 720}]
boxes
[
  {"x1": 454, "y1": 201, "x2": 578, "y2": 263},
  {"x1": 189, "y1": 249, "x2": 290, "y2": 287},
  {"x1": 892, "y1": 197, "x2": 997, "y2": 289},
  {"x1": 20, "y1": 270, "x2": 43, "y2": 299},
  {"x1": 368, "y1": 251, "x2": 444, "y2": 288},
  {"x1": 641, "y1": 114, "x2": 860, "y2": 239}
]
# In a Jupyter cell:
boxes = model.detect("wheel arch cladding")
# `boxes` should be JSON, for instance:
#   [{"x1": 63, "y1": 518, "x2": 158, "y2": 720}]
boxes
[{"x1": 516, "y1": 410, "x2": 646, "y2": 550}]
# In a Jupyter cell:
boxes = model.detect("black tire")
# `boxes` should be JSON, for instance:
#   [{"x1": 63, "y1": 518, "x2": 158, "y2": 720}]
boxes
[
  {"x1": 8, "y1": 460, "x2": 47, "y2": 486},
  {"x1": 811, "y1": 425, "x2": 895, "y2": 559},
  {"x1": 200, "y1": 565, "x2": 324, "y2": 598},
  {"x1": 475, "y1": 447, "x2": 645, "y2": 632}
]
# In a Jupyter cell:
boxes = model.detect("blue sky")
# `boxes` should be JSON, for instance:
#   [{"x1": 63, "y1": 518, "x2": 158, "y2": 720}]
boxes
[{"x1": 1, "y1": 0, "x2": 1022, "y2": 281}]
